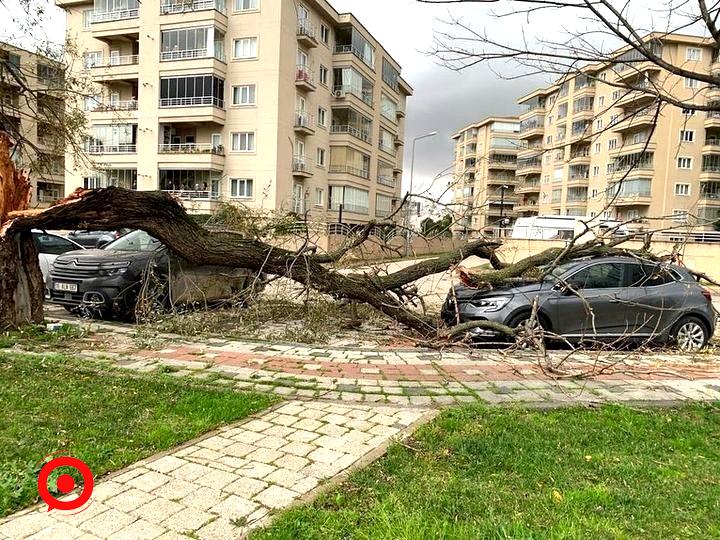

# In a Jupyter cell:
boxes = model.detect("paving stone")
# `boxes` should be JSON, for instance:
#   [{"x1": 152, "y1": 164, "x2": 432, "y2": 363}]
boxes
[
  {"x1": 286, "y1": 429, "x2": 320, "y2": 443},
  {"x1": 255, "y1": 435, "x2": 288, "y2": 450},
  {"x1": 194, "y1": 468, "x2": 237, "y2": 490},
  {"x1": 211, "y1": 495, "x2": 258, "y2": 520},
  {"x1": 160, "y1": 507, "x2": 214, "y2": 533},
  {"x1": 0, "y1": 512, "x2": 56, "y2": 538},
  {"x1": 111, "y1": 519, "x2": 167, "y2": 540},
  {"x1": 126, "y1": 470, "x2": 172, "y2": 492},
  {"x1": 80, "y1": 508, "x2": 137, "y2": 536},
  {"x1": 179, "y1": 487, "x2": 225, "y2": 511},
  {"x1": 198, "y1": 436, "x2": 234, "y2": 451},
  {"x1": 264, "y1": 468, "x2": 306, "y2": 489},
  {"x1": 316, "y1": 423, "x2": 348, "y2": 437},
  {"x1": 297, "y1": 408, "x2": 326, "y2": 420},
  {"x1": 271, "y1": 414, "x2": 299, "y2": 427},
  {"x1": 246, "y1": 447, "x2": 284, "y2": 464},
  {"x1": 146, "y1": 456, "x2": 186, "y2": 475},
  {"x1": 294, "y1": 418, "x2": 323, "y2": 431},
  {"x1": 281, "y1": 440, "x2": 316, "y2": 457},
  {"x1": 238, "y1": 461, "x2": 276, "y2": 479},
  {"x1": 274, "y1": 453, "x2": 310, "y2": 472},
  {"x1": 308, "y1": 447, "x2": 346, "y2": 465},
  {"x1": 196, "y1": 517, "x2": 244, "y2": 540},
  {"x1": 224, "y1": 477, "x2": 269, "y2": 498},
  {"x1": 169, "y1": 462, "x2": 210, "y2": 482},
  {"x1": 28, "y1": 521, "x2": 86, "y2": 540},
  {"x1": 153, "y1": 479, "x2": 197, "y2": 501},
  {"x1": 255, "y1": 485, "x2": 297, "y2": 509},
  {"x1": 291, "y1": 476, "x2": 320, "y2": 494},
  {"x1": 224, "y1": 441, "x2": 256, "y2": 458},
  {"x1": 131, "y1": 498, "x2": 184, "y2": 523},
  {"x1": 105, "y1": 488, "x2": 156, "y2": 512},
  {"x1": 263, "y1": 425, "x2": 296, "y2": 438}
]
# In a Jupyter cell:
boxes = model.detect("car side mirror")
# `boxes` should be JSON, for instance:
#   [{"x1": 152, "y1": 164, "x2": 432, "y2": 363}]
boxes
[
  {"x1": 96, "y1": 239, "x2": 110, "y2": 249},
  {"x1": 554, "y1": 282, "x2": 579, "y2": 296}
]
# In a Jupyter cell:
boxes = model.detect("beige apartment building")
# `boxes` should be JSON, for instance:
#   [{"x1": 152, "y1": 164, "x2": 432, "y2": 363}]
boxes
[
  {"x1": 451, "y1": 117, "x2": 520, "y2": 236},
  {"x1": 0, "y1": 41, "x2": 66, "y2": 207},
  {"x1": 57, "y1": 0, "x2": 411, "y2": 224},
  {"x1": 515, "y1": 33, "x2": 720, "y2": 230}
]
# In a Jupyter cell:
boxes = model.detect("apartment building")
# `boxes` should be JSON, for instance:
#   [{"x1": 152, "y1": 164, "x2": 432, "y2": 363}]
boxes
[
  {"x1": 57, "y1": 0, "x2": 411, "y2": 223},
  {"x1": 515, "y1": 33, "x2": 720, "y2": 230},
  {"x1": 451, "y1": 117, "x2": 521, "y2": 235},
  {"x1": 0, "y1": 41, "x2": 66, "y2": 207}
]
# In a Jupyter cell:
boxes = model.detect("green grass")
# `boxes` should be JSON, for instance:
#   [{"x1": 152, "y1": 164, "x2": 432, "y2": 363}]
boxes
[
  {"x1": 0, "y1": 324, "x2": 85, "y2": 349},
  {"x1": 253, "y1": 404, "x2": 720, "y2": 540},
  {"x1": 0, "y1": 353, "x2": 276, "y2": 517}
]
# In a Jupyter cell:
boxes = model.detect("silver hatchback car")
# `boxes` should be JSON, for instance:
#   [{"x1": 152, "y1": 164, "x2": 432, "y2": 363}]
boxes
[{"x1": 441, "y1": 256, "x2": 717, "y2": 350}]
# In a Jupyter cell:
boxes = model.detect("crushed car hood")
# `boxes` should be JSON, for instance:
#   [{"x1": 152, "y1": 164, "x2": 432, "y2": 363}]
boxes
[{"x1": 451, "y1": 280, "x2": 552, "y2": 301}]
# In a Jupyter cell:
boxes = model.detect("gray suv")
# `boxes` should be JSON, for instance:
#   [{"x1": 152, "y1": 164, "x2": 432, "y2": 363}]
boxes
[{"x1": 441, "y1": 256, "x2": 717, "y2": 350}]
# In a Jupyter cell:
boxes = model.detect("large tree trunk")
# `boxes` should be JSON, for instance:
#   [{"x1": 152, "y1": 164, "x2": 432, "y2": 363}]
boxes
[{"x1": 0, "y1": 133, "x2": 43, "y2": 329}]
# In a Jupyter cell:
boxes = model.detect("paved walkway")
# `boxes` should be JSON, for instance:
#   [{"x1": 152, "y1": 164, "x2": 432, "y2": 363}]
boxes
[{"x1": 0, "y1": 401, "x2": 430, "y2": 540}]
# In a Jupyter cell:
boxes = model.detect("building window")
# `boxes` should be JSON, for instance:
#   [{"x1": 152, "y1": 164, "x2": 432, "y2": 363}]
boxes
[
  {"x1": 315, "y1": 188, "x2": 324, "y2": 206},
  {"x1": 598, "y1": 96, "x2": 605, "y2": 107},
  {"x1": 233, "y1": 37, "x2": 258, "y2": 59},
  {"x1": 599, "y1": 73, "x2": 607, "y2": 81},
  {"x1": 682, "y1": 108, "x2": 696, "y2": 116},
  {"x1": 675, "y1": 183, "x2": 691, "y2": 196},
  {"x1": 608, "y1": 139, "x2": 617, "y2": 150},
  {"x1": 82, "y1": 9, "x2": 93, "y2": 29},
  {"x1": 329, "y1": 185, "x2": 369, "y2": 214},
  {"x1": 673, "y1": 209, "x2": 689, "y2": 223},
  {"x1": 680, "y1": 130, "x2": 695, "y2": 142},
  {"x1": 606, "y1": 163, "x2": 615, "y2": 174},
  {"x1": 677, "y1": 156, "x2": 693, "y2": 169},
  {"x1": 316, "y1": 147, "x2": 326, "y2": 167},
  {"x1": 596, "y1": 119, "x2": 603, "y2": 130},
  {"x1": 591, "y1": 188, "x2": 598, "y2": 197},
  {"x1": 686, "y1": 47, "x2": 702, "y2": 61},
  {"x1": 320, "y1": 24, "x2": 330, "y2": 44},
  {"x1": 546, "y1": 135, "x2": 553, "y2": 145},
  {"x1": 594, "y1": 142, "x2": 601, "y2": 154},
  {"x1": 230, "y1": 178, "x2": 253, "y2": 198},
  {"x1": 159, "y1": 74, "x2": 225, "y2": 108},
  {"x1": 231, "y1": 132, "x2": 256, "y2": 152},
  {"x1": 593, "y1": 166, "x2": 600, "y2": 176},
  {"x1": 684, "y1": 77, "x2": 699, "y2": 89},
  {"x1": 380, "y1": 94, "x2": 397, "y2": 122},
  {"x1": 612, "y1": 90, "x2": 621, "y2": 100},
  {"x1": 317, "y1": 107, "x2": 327, "y2": 127},
  {"x1": 547, "y1": 115, "x2": 553, "y2": 125},
  {"x1": 319, "y1": 65, "x2": 328, "y2": 86},
  {"x1": 232, "y1": 84, "x2": 256, "y2": 105},
  {"x1": 234, "y1": 0, "x2": 259, "y2": 11}
]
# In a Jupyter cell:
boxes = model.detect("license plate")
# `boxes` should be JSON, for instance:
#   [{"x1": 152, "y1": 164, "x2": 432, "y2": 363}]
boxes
[{"x1": 54, "y1": 282, "x2": 78, "y2": 293}]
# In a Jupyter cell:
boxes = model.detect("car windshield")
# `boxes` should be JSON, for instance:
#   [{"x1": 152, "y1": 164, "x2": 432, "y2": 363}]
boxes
[
  {"x1": 544, "y1": 261, "x2": 578, "y2": 281},
  {"x1": 104, "y1": 230, "x2": 162, "y2": 252}
]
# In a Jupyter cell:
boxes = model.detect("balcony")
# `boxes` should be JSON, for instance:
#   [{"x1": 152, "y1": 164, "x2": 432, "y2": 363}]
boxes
[
  {"x1": 297, "y1": 18, "x2": 318, "y2": 48},
  {"x1": 161, "y1": 0, "x2": 226, "y2": 15},
  {"x1": 294, "y1": 111, "x2": 315, "y2": 135},
  {"x1": 91, "y1": 55, "x2": 139, "y2": 82},
  {"x1": 292, "y1": 156, "x2": 314, "y2": 178},
  {"x1": 614, "y1": 62, "x2": 661, "y2": 83},
  {"x1": 516, "y1": 181, "x2": 541, "y2": 194},
  {"x1": 87, "y1": 99, "x2": 138, "y2": 122},
  {"x1": 377, "y1": 175, "x2": 396, "y2": 188},
  {"x1": 612, "y1": 194, "x2": 652, "y2": 207},
  {"x1": 612, "y1": 109, "x2": 657, "y2": 132},
  {"x1": 516, "y1": 159, "x2": 542, "y2": 174},
  {"x1": 706, "y1": 110, "x2": 720, "y2": 129},
  {"x1": 295, "y1": 65, "x2": 316, "y2": 91},
  {"x1": 330, "y1": 124, "x2": 372, "y2": 145},
  {"x1": 333, "y1": 85, "x2": 373, "y2": 108},
  {"x1": 158, "y1": 96, "x2": 226, "y2": 124},
  {"x1": 518, "y1": 145, "x2": 542, "y2": 159},
  {"x1": 515, "y1": 202, "x2": 539, "y2": 214},
  {"x1": 487, "y1": 157, "x2": 516, "y2": 170},
  {"x1": 90, "y1": 8, "x2": 139, "y2": 38},
  {"x1": 487, "y1": 176, "x2": 519, "y2": 186},
  {"x1": 87, "y1": 143, "x2": 137, "y2": 166},
  {"x1": 703, "y1": 138, "x2": 720, "y2": 154},
  {"x1": 162, "y1": 190, "x2": 221, "y2": 213},
  {"x1": 378, "y1": 141, "x2": 395, "y2": 156},
  {"x1": 519, "y1": 117, "x2": 544, "y2": 139},
  {"x1": 616, "y1": 86, "x2": 656, "y2": 108},
  {"x1": 701, "y1": 165, "x2": 720, "y2": 181},
  {"x1": 88, "y1": 144, "x2": 136, "y2": 154},
  {"x1": 571, "y1": 106, "x2": 594, "y2": 121},
  {"x1": 609, "y1": 139, "x2": 657, "y2": 156},
  {"x1": 158, "y1": 143, "x2": 225, "y2": 169},
  {"x1": 569, "y1": 148, "x2": 591, "y2": 164},
  {"x1": 329, "y1": 164, "x2": 370, "y2": 179}
]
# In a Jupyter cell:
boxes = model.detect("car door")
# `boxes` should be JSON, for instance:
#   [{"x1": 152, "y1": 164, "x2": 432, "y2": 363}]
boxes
[
  {"x1": 33, "y1": 233, "x2": 83, "y2": 283},
  {"x1": 548, "y1": 261, "x2": 630, "y2": 338},
  {"x1": 624, "y1": 263, "x2": 687, "y2": 337}
]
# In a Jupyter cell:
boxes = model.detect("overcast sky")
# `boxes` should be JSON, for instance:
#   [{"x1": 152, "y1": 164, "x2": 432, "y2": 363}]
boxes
[{"x1": 0, "y1": 0, "x2": 683, "y2": 196}]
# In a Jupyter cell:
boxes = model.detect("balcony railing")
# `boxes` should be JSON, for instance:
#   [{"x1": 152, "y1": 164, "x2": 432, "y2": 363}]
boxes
[
  {"x1": 87, "y1": 144, "x2": 137, "y2": 154},
  {"x1": 90, "y1": 8, "x2": 139, "y2": 24},
  {"x1": 162, "y1": 189, "x2": 220, "y2": 200},
  {"x1": 378, "y1": 175, "x2": 395, "y2": 188},
  {"x1": 159, "y1": 96, "x2": 224, "y2": 108},
  {"x1": 297, "y1": 18, "x2": 317, "y2": 40},
  {"x1": 296, "y1": 65, "x2": 316, "y2": 87},
  {"x1": 329, "y1": 164, "x2": 370, "y2": 179},
  {"x1": 91, "y1": 55, "x2": 139, "y2": 68},
  {"x1": 330, "y1": 124, "x2": 371, "y2": 143},
  {"x1": 294, "y1": 111, "x2": 314, "y2": 130},
  {"x1": 379, "y1": 142, "x2": 395, "y2": 154},
  {"x1": 333, "y1": 85, "x2": 373, "y2": 107},
  {"x1": 706, "y1": 139, "x2": 720, "y2": 146},
  {"x1": 158, "y1": 143, "x2": 224, "y2": 155},
  {"x1": 160, "y1": 48, "x2": 225, "y2": 62},
  {"x1": 160, "y1": 0, "x2": 226, "y2": 14},
  {"x1": 90, "y1": 100, "x2": 138, "y2": 112},
  {"x1": 293, "y1": 156, "x2": 313, "y2": 174}
]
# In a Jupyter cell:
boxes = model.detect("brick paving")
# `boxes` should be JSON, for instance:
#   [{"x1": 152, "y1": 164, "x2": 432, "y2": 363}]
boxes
[{"x1": 0, "y1": 401, "x2": 430, "y2": 540}]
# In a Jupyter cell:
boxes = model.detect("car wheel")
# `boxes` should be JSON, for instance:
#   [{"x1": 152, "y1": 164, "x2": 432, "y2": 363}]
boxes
[
  {"x1": 671, "y1": 316, "x2": 709, "y2": 351},
  {"x1": 507, "y1": 312, "x2": 547, "y2": 345}
]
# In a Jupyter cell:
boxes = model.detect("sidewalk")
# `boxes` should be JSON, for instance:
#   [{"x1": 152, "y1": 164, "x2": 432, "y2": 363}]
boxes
[{"x1": 0, "y1": 401, "x2": 431, "y2": 540}]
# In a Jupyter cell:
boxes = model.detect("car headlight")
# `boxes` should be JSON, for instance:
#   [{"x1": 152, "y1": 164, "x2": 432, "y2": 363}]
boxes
[
  {"x1": 97, "y1": 261, "x2": 131, "y2": 276},
  {"x1": 469, "y1": 296, "x2": 512, "y2": 312}
]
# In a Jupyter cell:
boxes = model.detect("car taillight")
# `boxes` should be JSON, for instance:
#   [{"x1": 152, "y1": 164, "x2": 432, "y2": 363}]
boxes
[{"x1": 702, "y1": 288, "x2": 712, "y2": 302}]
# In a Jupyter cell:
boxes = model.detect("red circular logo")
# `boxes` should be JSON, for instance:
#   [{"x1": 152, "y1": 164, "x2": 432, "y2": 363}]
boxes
[{"x1": 37, "y1": 456, "x2": 94, "y2": 512}]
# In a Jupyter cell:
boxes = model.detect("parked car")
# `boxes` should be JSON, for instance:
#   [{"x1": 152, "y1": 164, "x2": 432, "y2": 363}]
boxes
[
  {"x1": 47, "y1": 230, "x2": 257, "y2": 319},
  {"x1": 66, "y1": 229, "x2": 132, "y2": 249},
  {"x1": 32, "y1": 230, "x2": 85, "y2": 284},
  {"x1": 441, "y1": 256, "x2": 716, "y2": 350},
  {"x1": 511, "y1": 216, "x2": 629, "y2": 241}
]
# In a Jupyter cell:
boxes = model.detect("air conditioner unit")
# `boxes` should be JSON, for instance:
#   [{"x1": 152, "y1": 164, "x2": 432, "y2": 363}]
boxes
[{"x1": 333, "y1": 90, "x2": 346, "y2": 98}]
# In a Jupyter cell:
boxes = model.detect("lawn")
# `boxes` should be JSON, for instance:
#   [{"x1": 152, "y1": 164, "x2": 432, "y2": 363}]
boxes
[
  {"x1": 0, "y1": 352, "x2": 276, "y2": 517},
  {"x1": 253, "y1": 404, "x2": 720, "y2": 540}
]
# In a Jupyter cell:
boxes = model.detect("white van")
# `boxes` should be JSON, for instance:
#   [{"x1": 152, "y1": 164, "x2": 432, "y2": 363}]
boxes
[{"x1": 511, "y1": 216, "x2": 628, "y2": 241}]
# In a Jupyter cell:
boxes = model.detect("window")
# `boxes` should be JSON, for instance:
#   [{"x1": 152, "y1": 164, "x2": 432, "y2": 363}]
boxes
[
  {"x1": 591, "y1": 188, "x2": 598, "y2": 197},
  {"x1": 317, "y1": 107, "x2": 327, "y2": 127},
  {"x1": 231, "y1": 132, "x2": 255, "y2": 152},
  {"x1": 161, "y1": 27, "x2": 215, "y2": 60},
  {"x1": 686, "y1": 47, "x2": 702, "y2": 61},
  {"x1": 600, "y1": 73, "x2": 607, "y2": 81},
  {"x1": 230, "y1": 178, "x2": 253, "y2": 198},
  {"x1": 320, "y1": 24, "x2": 330, "y2": 44},
  {"x1": 84, "y1": 94, "x2": 101, "y2": 111},
  {"x1": 33, "y1": 233, "x2": 78, "y2": 256},
  {"x1": 677, "y1": 157, "x2": 693, "y2": 169},
  {"x1": 685, "y1": 77, "x2": 699, "y2": 89},
  {"x1": 682, "y1": 108, "x2": 696, "y2": 116},
  {"x1": 612, "y1": 90, "x2": 621, "y2": 100},
  {"x1": 84, "y1": 51, "x2": 102, "y2": 68},
  {"x1": 380, "y1": 94, "x2": 397, "y2": 122},
  {"x1": 82, "y1": 9, "x2": 93, "y2": 29},
  {"x1": 546, "y1": 135, "x2": 553, "y2": 145},
  {"x1": 319, "y1": 65, "x2": 328, "y2": 86},
  {"x1": 680, "y1": 130, "x2": 695, "y2": 142},
  {"x1": 234, "y1": 0, "x2": 258, "y2": 11},
  {"x1": 381, "y1": 59, "x2": 400, "y2": 91},
  {"x1": 315, "y1": 188, "x2": 324, "y2": 207},
  {"x1": 608, "y1": 139, "x2": 617, "y2": 150},
  {"x1": 592, "y1": 166, "x2": 600, "y2": 176},
  {"x1": 316, "y1": 147, "x2": 326, "y2": 167},
  {"x1": 594, "y1": 142, "x2": 601, "y2": 154},
  {"x1": 675, "y1": 183, "x2": 691, "y2": 196},
  {"x1": 547, "y1": 115, "x2": 553, "y2": 125},
  {"x1": 673, "y1": 209, "x2": 689, "y2": 223},
  {"x1": 233, "y1": 37, "x2": 258, "y2": 59},
  {"x1": 232, "y1": 84, "x2": 256, "y2": 105},
  {"x1": 329, "y1": 185, "x2": 369, "y2": 214},
  {"x1": 596, "y1": 119, "x2": 603, "y2": 130},
  {"x1": 598, "y1": 96, "x2": 605, "y2": 107},
  {"x1": 566, "y1": 263, "x2": 626, "y2": 290},
  {"x1": 159, "y1": 74, "x2": 225, "y2": 108}
]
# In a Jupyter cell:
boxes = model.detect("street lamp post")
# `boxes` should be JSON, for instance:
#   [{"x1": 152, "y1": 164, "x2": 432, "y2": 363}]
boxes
[
  {"x1": 499, "y1": 184, "x2": 509, "y2": 237},
  {"x1": 404, "y1": 130, "x2": 438, "y2": 256}
]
